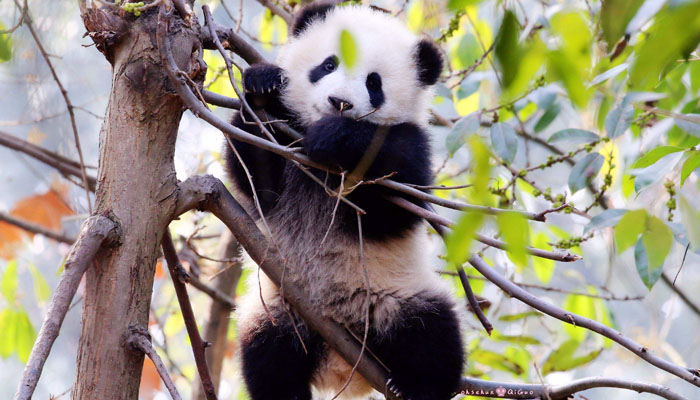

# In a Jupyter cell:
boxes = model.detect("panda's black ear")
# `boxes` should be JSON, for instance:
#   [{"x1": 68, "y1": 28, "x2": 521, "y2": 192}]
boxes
[
  {"x1": 291, "y1": 2, "x2": 335, "y2": 37},
  {"x1": 415, "y1": 39, "x2": 443, "y2": 86}
]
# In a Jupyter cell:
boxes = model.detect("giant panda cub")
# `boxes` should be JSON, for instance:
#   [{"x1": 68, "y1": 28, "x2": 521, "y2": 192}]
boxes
[{"x1": 226, "y1": 3, "x2": 465, "y2": 400}]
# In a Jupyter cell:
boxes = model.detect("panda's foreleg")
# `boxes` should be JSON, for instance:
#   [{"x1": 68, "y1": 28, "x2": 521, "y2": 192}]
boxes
[
  {"x1": 240, "y1": 315, "x2": 325, "y2": 400},
  {"x1": 370, "y1": 296, "x2": 464, "y2": 400}
]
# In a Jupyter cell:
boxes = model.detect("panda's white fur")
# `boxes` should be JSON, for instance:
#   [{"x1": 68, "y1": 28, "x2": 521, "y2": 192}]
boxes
[
  {"x1": 232, "y1": 5, "x2": 463, "y2": 400},
  {"x1": 277, "y1": 6, "x2": 435, "y2": 127}
]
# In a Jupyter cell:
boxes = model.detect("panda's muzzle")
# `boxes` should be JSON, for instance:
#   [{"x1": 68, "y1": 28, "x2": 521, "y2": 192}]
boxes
[{"x1": 328, "y1": 96, "x2": 353, "y2": 112}]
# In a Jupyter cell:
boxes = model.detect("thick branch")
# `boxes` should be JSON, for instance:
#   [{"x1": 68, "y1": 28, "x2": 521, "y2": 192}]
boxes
[
  {"x1": 14, "y1": 215, "x2": 119, "y2": 400},
  {"x1": 468, "y1": 254, "x2": 700, "y2": 389}
]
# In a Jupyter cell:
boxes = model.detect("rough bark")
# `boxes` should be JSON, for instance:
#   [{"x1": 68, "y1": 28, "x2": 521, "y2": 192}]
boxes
[
  {"x1": 73, "y1": 5, "x2": 203, "y2": 399},
  {"x1": 192, "y1": 230, "x2": 242, "y2": 400}
]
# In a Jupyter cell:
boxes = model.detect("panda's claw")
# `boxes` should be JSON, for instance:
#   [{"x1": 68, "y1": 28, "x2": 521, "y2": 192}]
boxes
[
  {"x1": 386, "y1": 378, "x2": 404, "y2": 398},
  {"x1": 243, "y1": 64, "x2": 285, "y2": 95}
]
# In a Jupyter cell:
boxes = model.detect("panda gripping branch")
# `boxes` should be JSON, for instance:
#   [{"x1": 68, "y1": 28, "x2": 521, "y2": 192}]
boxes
[{"x1": 225, "y1": 3, "x2": 465, "y2": 400}]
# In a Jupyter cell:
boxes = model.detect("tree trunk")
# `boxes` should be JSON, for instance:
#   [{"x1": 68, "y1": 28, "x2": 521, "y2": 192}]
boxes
[{"x1": 74, "y1": 5, "x2": 202, "y2": 399}]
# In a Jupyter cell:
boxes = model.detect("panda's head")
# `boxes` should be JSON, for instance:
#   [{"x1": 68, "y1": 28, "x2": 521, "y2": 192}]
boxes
[{"x1": 277, "y1": 3, "x2": 443, "y2": 127}]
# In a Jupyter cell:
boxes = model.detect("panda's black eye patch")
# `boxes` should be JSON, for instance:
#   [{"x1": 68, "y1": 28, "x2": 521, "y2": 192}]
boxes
[
  {"x1": 366, "y1": 72, "x2": 385, "y2": 108},
  {"x1": 309, "y1": 55, "x2": 338, "y2": 84}
]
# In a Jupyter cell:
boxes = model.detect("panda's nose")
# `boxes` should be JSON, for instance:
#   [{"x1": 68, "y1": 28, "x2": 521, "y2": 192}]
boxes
[{"x1": 328, "y1": 96, "x2": 353, "y2": 112}]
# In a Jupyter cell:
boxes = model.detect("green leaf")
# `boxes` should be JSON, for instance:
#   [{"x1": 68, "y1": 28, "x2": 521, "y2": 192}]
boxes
[
  {"x1": 614, "y1": 209, "x2": 647, "y2": 253},
  {"x1": 605, "y1": 103, "x2": 634, "y2": 138},
  {"x1": 547, "y1": 12, "x2": 593, "y2": 107},
  {"x1": 642, "y1": 216, "x2": 673, "y2": 271},
  {"x1": 447, "y1": 0, "x2": 482, "y2": 11},
  {"x1": 445, "y1": 211, "x2": 484, "y2": 265},
  {"x1": 0, "y1": 23, "x2": 12, "y2": 62},
  {"x1": 679, "y1": 197, "x2": 700, "y2": 251},
  {"x1": 589, "y1": 63, "x2": 629, "y2": 86},
  {"x1": 2, "y1": 260, "x2": 18, "y2": 304},
  {"x1": 471, "y1": 349, "x2": 524, "y2": 376},
  {"x1": 445, "y1": 113, "x2": 480, "y2": 155},
  {"x1": 584, "y1": 209, "x2": 628, "y2": 234},
  {"x1": 542, "y1": 339, "x2": 603, "y2": 374},
  {"x1": 562, "y1": 296, "x2": 594, "y2": 341},
  {"x1": 498, "y1": 311, "x2": 541, "y2": 322},
  {"x1": 629, "y1": 2, "x2": 700, "y2": 89},
  {"x1": 635, "y1": 239, "x2": 662, "y2": 289},
  {"x1": 568, "y1": 153, "x2": 604, "y2": 194},
  {"x1": 497, "y1": 212, "x2": 530, "y2": 268},
  {"x1": 0, "y1": 308, "x2": 17, "y2": 358},
  {"x1": 600, "y1": 0, "x2": 644, "y2": 51},
  {"x1": 630, "y1": 146, "x2": 684, "y2": 169},
  {"x1": 494, "y1": 11, "x2": 521, "y2": 90},
  {"x1": 489, "y1": 122, "x2": 518, "y2": 164},
  {"x1": 28, "y1": 265, "x2": 51, "y2": 303},
  {"x1": 534, "y1": 103, "x2": 561, "y2": 133},
  {"x1": 532, "y1": 233, "x2": 554, "y2": 284},
  {"x1": 492, "y1": 331, "x2": 541, "y2": 346},
  {"x1": 548, "y1": 129, "x2": 599, "y2": 144},
  {"x1": 339, "y1": 30, "x2": 357, "y2": 70},
  {"x1": 15, "y1": 308, "x2": 36, "y2": 363},
  {"x1": 468, "y1": 135, "x2": 493, "y2": 206},
  {"x1": 681, "y1": 151, "x2": 700, "y2": 185}
]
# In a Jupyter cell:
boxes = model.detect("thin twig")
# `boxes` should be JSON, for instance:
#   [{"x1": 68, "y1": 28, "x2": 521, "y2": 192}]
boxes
[
  {"x1": 18, "y1": 0, "x2": 92, "y2": 213},
  {"x1": 457, "y1": 265, "x2": 493, "y2": 335},
  {"x1": 0, "y1": 211, "x2": 75, "y2": 244},
  {"x1": 126, "y1": 326, "x2": 183, "y2": 400}
]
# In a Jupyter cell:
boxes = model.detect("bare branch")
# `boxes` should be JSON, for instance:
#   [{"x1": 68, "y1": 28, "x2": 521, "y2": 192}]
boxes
[
  {"x1": 161, "y1": 230, "x2": 219, "y2": 400},
  {"x1": 0, "y1": 130, "x2": 97, "y2": 191},
  {"x1": 126, "y1": 326, "x2": 183, "y2": 400},
  {"x1": 0, "y1": 211, "x2": 75, "y2": 244},
  {"x1": 468, "y1": 254, "x2": 700, "y2": 389},
  {"x1": 14, "y1": 215, "x2": 120, "y2": 400},
  {"x1": 457, "y1": 265, "x2": 493, "y2": 335},
  {"x1": 387, "y1": 196, "x2": 579, "y2": 262},
  {"x1": 547, "y1": 376, "x2": 688, "y2": 400},
  {"x1": 17, "y1": 0, "x2": 93, "y2": 213}
]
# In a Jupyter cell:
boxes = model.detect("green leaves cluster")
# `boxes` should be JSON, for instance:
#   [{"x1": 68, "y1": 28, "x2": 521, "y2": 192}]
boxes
[{"x1": 1, "y1": 261, "x2": 43, "y2": 364}]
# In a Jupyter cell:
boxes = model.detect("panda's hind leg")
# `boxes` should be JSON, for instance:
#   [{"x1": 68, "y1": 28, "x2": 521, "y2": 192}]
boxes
[
  {"x1": 240, "y1": 313, "x2": 324, "y2": 400},
  {"x1": 370, "y1": 295, "x2": 464, "y2": 400}
]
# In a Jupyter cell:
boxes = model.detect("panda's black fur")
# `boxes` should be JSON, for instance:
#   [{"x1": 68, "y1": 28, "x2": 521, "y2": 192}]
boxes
[{"x1": 225, "y1": 4, "x2": 464, "y2": 399}]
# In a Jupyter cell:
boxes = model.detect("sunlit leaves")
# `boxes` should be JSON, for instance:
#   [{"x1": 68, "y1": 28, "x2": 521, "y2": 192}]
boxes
[
  {"x1": 339, "y1": 30, "x2": 358, "y2": 70},
  {"x1": 28, "y1": 264, "x2": 50, "y2": 303},
  {"x1": 258, "y1": 9, "x2": 287, "y2": 50},
  {"x1": 600, "y1": 0, "x2": 644, "y2": 51},
  {"x1": 630, "y1": 146, "x2": 684, "y2": 169},
  {"x1": 547, "y1": 12, "x2": 593, "y2": 107},
  {"x1": 614, "y1": 209, "x2": 647, "y2": 253},
  {"x1": 0, "y1": 307, "x2": 36, "y2": 363},
  {"x1": 641, "y1": 216, "x2": 672, "y2": 273},
  {"x1": 562, "y1": 293, "x2": 612, "y2": 342},
  {"x1": 605, "y1": 103, "x2": 634, "y2": 138},
  {"x1": 468, "y1": 135, "x2": 493, "y2": 206},
  {"x1": 532, "y1": 233, "x2": 554, "y2": 284},
  {"x1": 548, "y1": 129, "x2": 599, "y2": 144},
  {"x1": 447, "y1": 0, "x2": 482, "y2": 11},
  {"x1": 496, "y1": 212, "x2": 529, "y2": 268},
  {"x1": 0, "y1": 23, "x2": 12, "y2": 62},
  {"x1": 470, "y1": 349, "x2": 524, "y2": 376},
  {"x1": 678, "y1": 197, "x2": 700, "y2": 251},
  {"x1": 446, "y1": 211, "x2": 484, "y2": 266},
  {"x1": 568, "y1": 153, "x2": 604, "y2": 194},
  {"x1": 629, "y1": 2, "x2": 700, "y2": 89},
  {"x1": 2, "y1": 260, "x2": 18, "y2": 304},
  {"x1": 542, "y1": 339, "x2": 603, "y2": 375},
  {"x1": 489, "y1": 122, "x2": 518, "y2": 164}
]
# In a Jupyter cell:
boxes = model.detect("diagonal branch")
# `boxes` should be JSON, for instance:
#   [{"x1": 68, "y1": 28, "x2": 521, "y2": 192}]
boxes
[
  {"x1": 14, "y1": 215, "x2": 120, "y2": 400},
  {"x1": 161, "y1": 230, "x2": 218, "y2": 400},
  {"x1": 126, "y1": 326, "x2": 183, "y2": 400}
]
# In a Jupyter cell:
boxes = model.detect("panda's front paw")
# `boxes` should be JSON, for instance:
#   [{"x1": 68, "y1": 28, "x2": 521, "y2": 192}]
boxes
[
  {"x1": 243, "y1": 63, "x2": 286, "y2": 94},
  {"x1": 386, "y1": 378, "x2": 405, "y2": 399}
]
